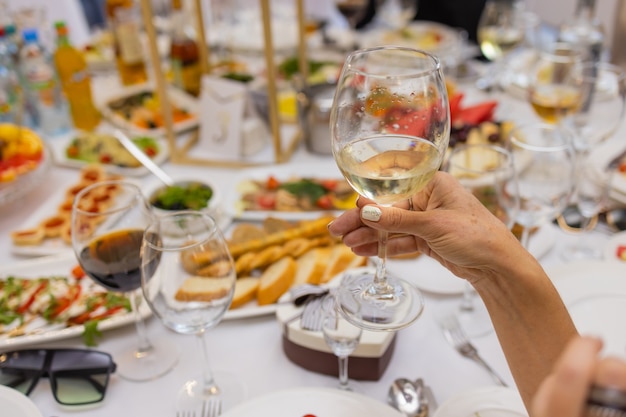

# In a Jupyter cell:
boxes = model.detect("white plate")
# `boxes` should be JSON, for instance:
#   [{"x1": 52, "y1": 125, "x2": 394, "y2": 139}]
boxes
[
  {"x1": 220, "y1": 387, "x2": 402, "y2": 417},
  {"x1": 224, "y1": 161, "x2": 348, "y2": 221},
  {"x1": 0, "y1": 385, "x2": 43, "y2": 417},
  {"x1": 99, "y1": 83, "x2": 199, "y2": 137},
  {"x1": 433, "y1": 386, "x2": 527, "y2": 417},
  {"x1": 0, "y1": 253, "x2": 151, "y2": 349},
  {"x1": 603, "y1": 231, "x2": 626, "y2": 262},
  {"x1": 547, "y1": 260, "x2": 626, "y2": 357},
  {"x1": 0, "y1": 141, "x2": 52, "y2": 207},
  {"x1": 48, "y1": 130, "x2": 169, "y2": 177}
]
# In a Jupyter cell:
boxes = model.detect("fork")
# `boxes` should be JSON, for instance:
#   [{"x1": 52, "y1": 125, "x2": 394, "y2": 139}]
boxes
[
  {"x1": 202, "y1": 398, "x2": 222, "y2": 417},
  {"x1": 176, "y1": 410, "x2": 196, "y2": 417},
  {"x1": 440, "y1": 314, "x2": 508, "y2": 387}
]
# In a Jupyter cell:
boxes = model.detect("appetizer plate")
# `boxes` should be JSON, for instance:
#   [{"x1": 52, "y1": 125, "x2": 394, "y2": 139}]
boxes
[
  {"x1": 49, "y1": 130, "x2": 169, "y2": 177},
  {"x1": 220, "y1": 387, "x2": 402, "y2": 417},
  {"x1": 99, "y1": 83, "x2": 199, "y2": 136},
  {"x1": 224, "y1": 161, "x2": 350, "y2": 221},
  {"x1": 547, "y1": 260, "x2": 626, "y2": 357},
  {"x1": 0, "y1": 141, "x2": 52, "y2": 207},
  {"x1": 0, "y1": 385, "x2": 43, "y2": 417},
  {"x1": 0, "y1": 253, "x2": 151, "y2": 349},
  {"x1": 433, "y1": 386, "x2": 527, "y2": 417}
]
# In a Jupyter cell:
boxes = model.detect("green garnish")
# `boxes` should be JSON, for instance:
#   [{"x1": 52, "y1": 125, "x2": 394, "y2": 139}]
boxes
[
  {"x1": 279, "y1": 179, "x2": 326, "y2": 205},
  {"x1": 151, "y1": 182, "x2": 214, "y2": 210},
  {"x1": 82, "y1": 320, "x2": 103, "y2": 347}
]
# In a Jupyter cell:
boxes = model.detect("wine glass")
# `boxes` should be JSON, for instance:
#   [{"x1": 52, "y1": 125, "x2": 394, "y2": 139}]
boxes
[
  {"x1": 507, "y1": 123, "x2": 577, "y2": 249},
  {"x1": 330, "y1": 46, "x2": 450, "y2": 330},
  {"x1": 71, "y1": 180, "x2": 179, "y2": 382},
  {"x1": 321, "y1": 292, "x2": 363, "y2": 391},
  {"x1": 527, "y1": 42, "x2": 584, "y2": 124},
  {"x1": 377, "y1": 0, "x2": 417, "y2": 30},
  {"x1": 140, "y1": 211, "x2": 245, "y2": 411},
  {"x1": 444, "y1": 144, "x2": 519, "y2": 337},
  {"x1": 476, "y1": 0, "x2": 526, "y2": 90},
  {"x1": 333, "y1": 0, "x2": 369, "y2": 30}
]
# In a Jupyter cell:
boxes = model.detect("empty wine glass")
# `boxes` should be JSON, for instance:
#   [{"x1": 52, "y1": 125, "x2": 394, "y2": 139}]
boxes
[
  {"x1": 330, "y1": 46, "x2": 449, "y2": 330},
  {"x1": 377, "y1": 0, "x2": 417, "y2": 30},
  {"x1": 140, "y1": 211, "x2": 245, "y2": 411},
  {"x1": 71, "y1": 180, "x2": 179, "y2": 382},
  {"x1": 508, "y1": 123, "x2": 577, "y2": 249},
  {"x1": 444, "y1": 144, "x2": 519, "y2": 337},
  {"x1": 321, "y1": 292, "x2": 363, "y2": 391}
]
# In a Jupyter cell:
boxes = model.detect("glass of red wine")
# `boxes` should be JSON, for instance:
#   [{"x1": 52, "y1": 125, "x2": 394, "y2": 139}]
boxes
[
  {"x1": 333, "y1": 0, "x2": 369, "y2": 30},
  {"x1": 71, "y1": 180, "x2": 179, "y2": 381}
]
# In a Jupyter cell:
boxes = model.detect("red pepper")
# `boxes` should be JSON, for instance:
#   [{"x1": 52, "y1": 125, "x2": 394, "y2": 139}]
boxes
[
  {"x1": 16, "y1": 282, "x2": 48, "y2": 314},
  {"x1": 71, "y1": 264, "x2": 86, "y2": 280},
  {"x1": 47, "y1": 285, "x2": 82, "y2": 319},
  {"x1": 616, "y1": 245, "x2": 626, "y2": 261},
  {"x1": 320, "y1": 179, "x2": 338, "y2": 191},
  {"x1": 256, "y1": 194, "x2": 276, "y2": 210},
  {"x1": 316, "y1": 195, "x2": 333, "y2": 209},
  {"x1": 266, "y1": 175, "x2": 280, "y2": 190}
]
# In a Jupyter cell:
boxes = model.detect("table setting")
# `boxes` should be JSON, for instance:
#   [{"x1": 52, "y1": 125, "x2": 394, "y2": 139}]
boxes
[{"x1": 3, "y1": 1, "x2": 626, "y2": 416}]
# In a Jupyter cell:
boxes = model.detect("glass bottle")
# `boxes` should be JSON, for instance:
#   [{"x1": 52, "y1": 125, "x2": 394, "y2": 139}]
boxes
[
  {"x1": 105, "y1": 0, "x2": 148, "y2": 86},
  {"x1": 19, "y1": 28, "x2": 71, "y2": 136},
  {"x1": 559, "y1": 0, "x2": 604, "y2": 63},
  {"x1": 169, "y1": 0, "x2": 200, "y2": 96},
  {"x1": 0, "y1": 26, "x2": 19, "y2": 123},
  {"x1": 53, "y1": 21, "x2": 101, "y2": 131}
]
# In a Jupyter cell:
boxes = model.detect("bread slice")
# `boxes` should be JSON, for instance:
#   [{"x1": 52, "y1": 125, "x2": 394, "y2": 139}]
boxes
[
  {"x1": 175, "y1": 276, "x2": 233, "y2": 302},
  {"x1": 294, "y1": 247, "x2": 331, "y2": 286},
  {"x1": 230, "y1": 277, "x2": 260, "y2": 309},
  {"x1": 257, "y1": 257, "x2": 296, "y2": 305},
  {"x1": 320, "y1": 244, "x2": 360, "y2": 284}
]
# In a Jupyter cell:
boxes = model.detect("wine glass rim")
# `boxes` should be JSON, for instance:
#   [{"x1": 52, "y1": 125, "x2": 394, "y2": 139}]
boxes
[
  {"x1": 72, "y1": 180, "x2": 144, "y2": 216},
  {"x1": 446, "y1": 143, "x2": 513, "y2": 174},
  {"x1": 345, "y1": 46, "x2": 442, "y2": 78},
  {"x1": 579, "y1": 62, "x2": 626, "y2": 82},
  {"x1": 144, "y1": 210, "x2": 220, "y2": 252},
  {"x1": 508, "y1": 123, "x2": 575, "y2": 152}
]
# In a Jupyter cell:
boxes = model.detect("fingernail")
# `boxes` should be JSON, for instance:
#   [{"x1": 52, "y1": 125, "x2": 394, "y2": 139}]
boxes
[{"x1": 361, "y1": 205, "x2": 382, "y2": 222}]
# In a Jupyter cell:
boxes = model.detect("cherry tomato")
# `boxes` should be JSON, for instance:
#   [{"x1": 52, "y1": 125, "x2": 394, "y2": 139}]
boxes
[{"x1": 256, "y1": 194, "x2": 276, "y2": 210}]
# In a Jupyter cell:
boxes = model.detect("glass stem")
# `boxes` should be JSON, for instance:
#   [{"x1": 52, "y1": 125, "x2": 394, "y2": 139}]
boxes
[
  {"x1": 197, "y1": 329, "x2": 219, "y2": 396},
  {"x1": 520, "y1": 226, "x2": 531, "y2": 250},
  {"x1": 129, "y1": 289, "x2": 153, "y2": 356},
  {"x1": 338, "y1": 355, "x2": 350, "y2": 390},
  {"x1": 460, "y1": 282, "x2": 474, "y2": 312},
  {"x1": 374, "y1": 230, "x2": 389, "y2": 292},
  {"x1": 574, "y1": 214, "x2": 593, "y2": 250}
]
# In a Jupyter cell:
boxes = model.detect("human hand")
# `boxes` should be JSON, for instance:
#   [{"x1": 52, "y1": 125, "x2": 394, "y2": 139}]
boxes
[
  {"x1": 531, "y1": 336, "x2": 626, "y2": 417},
  {"x1": 327, "y1": 171, "x2": 534, "y2": 284}
]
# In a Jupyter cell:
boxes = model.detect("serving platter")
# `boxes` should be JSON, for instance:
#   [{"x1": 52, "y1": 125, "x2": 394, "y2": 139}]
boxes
[
  {"x1": 0, "y1": 141, "x2": 52, "y2": 208},
  {"x1": 0, "y1": 253, "x2": 150, "y2": 349}
]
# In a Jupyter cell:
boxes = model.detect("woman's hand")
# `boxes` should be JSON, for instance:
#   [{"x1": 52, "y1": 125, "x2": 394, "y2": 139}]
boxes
[{"x1": 328, "y1": 171, "x2": 533, "y2": 284}]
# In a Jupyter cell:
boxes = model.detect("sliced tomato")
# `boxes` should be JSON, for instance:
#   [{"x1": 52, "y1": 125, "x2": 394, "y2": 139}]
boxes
[
  {"x1": 71, "y1": 265, "x2": 86, "y2": 280},
  {"x1": 616, "y1": 245, "x2": 626, "y2": 261},
  {"x1": 46, "y1": 285, "x2": 82, "y2": 319},
  {"x1": 256, "y1": 193, "x2": 277, "y2": 210},
  {"x1": 16, "y1": 281, "x2": 48, "y2": 314},
  {"x1": 99, "y1": 154, "x2": 112, "y2": 164},
  {"x1": 455, "y1": 101, "x2": 498, "y2": 125},
  {"x1": 385, "y1": 107, "x2": 432, "y2": 138},
  {"x1": 143, "y1": 146, "x2": 157, "y2": 158},
  {"x1": 320, "y1": 179, "x2": 338, "y2": 191},
  {"x1": 316, "y1": 195, "x2": 333, "y2": 209},
  {"x1": 449, "y1": 92, "x2": 464, "y2": 122}
]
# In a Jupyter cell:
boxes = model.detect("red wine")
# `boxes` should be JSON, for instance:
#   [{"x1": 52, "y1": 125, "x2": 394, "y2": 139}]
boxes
[{"x1": 79, "y1": 229, "x2": 158, "y2": 292}]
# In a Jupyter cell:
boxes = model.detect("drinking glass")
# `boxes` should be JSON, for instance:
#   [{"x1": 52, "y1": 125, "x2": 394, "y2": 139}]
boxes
[
  {"x1": 377, "y1": 0, "x2": 417, "y2": 30},
  {"x1": 527, "y1": 42, "x2": 583, "y2": 124},
  {"x1": 333, "y1": 0, "x2": 368, "y2": 30},
  {"x1": 476, "y1": 0, "x2": 526, "y2": 90},
  {"x1": 507, "y1": 123, "x2": 577, "y2": 249},
  {"x1": 444, "y1": 144, "x2": 519, "y2": 337},
  {"x1": 330, "y1": 46, "x2": 449, "y2": 330},
  {"x1": 321, "y1": 292, "x2": 363, "y2": 391},
  {"x1": 140, "y1": 211, "x2": 244, "y2": 411},
  {"x1": 71, "y1": 180, "x2": 179, "y2": 382}
]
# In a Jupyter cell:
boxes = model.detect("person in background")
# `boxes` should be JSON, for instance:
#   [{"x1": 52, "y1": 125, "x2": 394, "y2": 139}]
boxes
[{"x1": 327, "y1": 171, "x2": 578, "y2": 410}]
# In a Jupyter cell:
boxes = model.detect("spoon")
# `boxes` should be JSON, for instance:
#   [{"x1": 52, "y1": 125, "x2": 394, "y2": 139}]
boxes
[
  {"x1": 113, "y1": 129, "x2": 174, "y2": 186},
  {"x1": 388, "y1": 377, "x2": 428, "y2": 417}
]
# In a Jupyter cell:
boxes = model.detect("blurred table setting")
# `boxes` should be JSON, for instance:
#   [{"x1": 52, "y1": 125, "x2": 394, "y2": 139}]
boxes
[{"x1": 2, "y1": 0, "x2": 626, "y2": 416}]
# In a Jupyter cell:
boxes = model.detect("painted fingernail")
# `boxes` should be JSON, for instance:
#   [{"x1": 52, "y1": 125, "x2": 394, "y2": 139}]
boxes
[{"x1": 361, "y1": 206, "x2": 382, "y2": 222}]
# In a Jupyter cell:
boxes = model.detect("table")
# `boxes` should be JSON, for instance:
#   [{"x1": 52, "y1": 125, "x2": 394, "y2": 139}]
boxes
[{"x1": 0, "y1": 72, "x2": 622, "y2": 417}]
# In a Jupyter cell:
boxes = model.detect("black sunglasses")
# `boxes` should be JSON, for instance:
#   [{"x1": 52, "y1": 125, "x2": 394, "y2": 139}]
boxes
[{"x1": 0, "y1": 348, "x2": 116, "y2": 406}]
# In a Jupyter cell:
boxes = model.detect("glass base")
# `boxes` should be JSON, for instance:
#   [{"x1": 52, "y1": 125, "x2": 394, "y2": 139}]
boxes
[
  {"x1": 114, "y1": 337, "x2": 180, "y2": 382},
  {"x1": 561, "y1": 243, "x2": 602, "y2": 262},
  {"x1": 177, "y1": 370, "x2": 247, "y2": 414},
  {"x1": 336, "y1": 270, "x2": 425, "y2": 331}
]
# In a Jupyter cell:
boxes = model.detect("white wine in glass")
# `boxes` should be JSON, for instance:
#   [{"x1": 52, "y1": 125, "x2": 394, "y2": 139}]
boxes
[{"x1": 330, "y1": 46, "x2": 450, "y2": 331}]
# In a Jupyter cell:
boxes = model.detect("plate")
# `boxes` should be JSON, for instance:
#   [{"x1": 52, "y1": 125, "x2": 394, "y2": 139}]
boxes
[
  {"x1": 0, "y1": 141, "x2": 52, "y2": 207},
  {"x1": 49, "y1": 130, "x2": 169, "y2": 177},
  {"x1": 0, "y1": 253, "x2": 151, "y2": 349},
  {"x1": 546, "y1": 260, "x2": 626, "y2": 357},
  {"x1": 603, "y1": 231, "x2": 626, "y2": 261},
  {"x1": 359, "y1": 21, "x2": 461, "y2": 56},
  {"x1": 224, "y1": 161, "x2": 349, "y2": 221},
  {"x1": 220, "y1": 387, "x2": 402, "y2": 417},
  {"x1": 99, "y1": 83, "x2": 199, "y2": 137},
  {"x1": 433, "y1": 386, "x2": 527, "y2": 417},
  {"x1": 0, "y1": 385, "x2": 43, "y2": 417}
]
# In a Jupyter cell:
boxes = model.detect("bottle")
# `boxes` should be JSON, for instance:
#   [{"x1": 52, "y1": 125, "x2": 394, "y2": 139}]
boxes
[
  {"x1": 53, "y1": 21, "x2": 101, "y2": 131},
  {"x1": 169, "y1": 0, "x2": 201, "y2": 96},
  {"x1": 19, "y1": 28, "x2": 71, "y2": 136},
  {"x1": 105, "y1": 0, "x2": 148, "y2": 86},
  {"x1": 0, "y1": 27, "x2": 19, "y2": 123},
  {"x1": 559, "y1": 0, "x2": 604, "y2": 63}
]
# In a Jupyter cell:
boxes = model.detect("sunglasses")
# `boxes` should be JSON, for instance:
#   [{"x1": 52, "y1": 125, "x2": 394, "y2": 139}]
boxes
[{"x1": 0, "y1": 348, "x2": 116, "y2": 406}]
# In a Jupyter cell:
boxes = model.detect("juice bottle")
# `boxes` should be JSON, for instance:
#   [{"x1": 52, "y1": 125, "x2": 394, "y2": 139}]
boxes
[
  {"x1": 169, "y1": 0, "x2": 200, "y2": 96},
  {"x1": 53, "y1": 21, "x2": 101, "y2": 131},
  {"x1": 105, "y1": 0, "x2": 148, "y2": 86}
]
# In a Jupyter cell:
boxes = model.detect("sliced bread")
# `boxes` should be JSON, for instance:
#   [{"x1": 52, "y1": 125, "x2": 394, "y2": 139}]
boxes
[
  {"x1": 257, "y1": 256, "x2": 296, "y2": 305},
  {"x1": 230, "y1": 277, "x2": 260, "y2": 309},
  {"x1": 175, "y1": 276, "x2": 233, "y2": 302},
  {"x1": 294, "y1": 247, "x2": 331, "y2": 286},
  {"x1": 320, "y1": 244, "x2": 360, "y2": 284}
]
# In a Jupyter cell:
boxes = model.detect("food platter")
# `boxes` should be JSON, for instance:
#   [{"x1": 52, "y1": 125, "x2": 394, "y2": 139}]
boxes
[
  {"x1": 0, "y1": 141, "x2": 52, "y2": 207},
  {"x1": 0, "y1": 253, "x2": 150, "y2": 349},
  {"x1": 49, "y1": 130, "x2": 169, "y2": 177}
]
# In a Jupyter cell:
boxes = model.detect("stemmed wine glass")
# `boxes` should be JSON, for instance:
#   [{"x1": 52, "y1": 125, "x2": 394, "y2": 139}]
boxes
[
  {"x1": 333, "y1": 0, "x2": 368, "y2": 30},
  {"x1": 507, "y1": 123, "x2": 577, "y2": 249},
  {"x1": 377, "y1": 0, "x2": 417, "y2": 30},
  {"x1": 140, "y1": 211, "x2": 245, "y2": 411},
  {"x1": 321, "y1": 292, "x2": 363, "y2": 391},
  {"x1": 444, "y1": 144, "x2": 519, "y2": 337},
  {"x1": 330, "y1": 46, "x2": 450, "y2": 331},
  {"x1": 71, "y1": 180, "x2": 179, "y2": 382}
]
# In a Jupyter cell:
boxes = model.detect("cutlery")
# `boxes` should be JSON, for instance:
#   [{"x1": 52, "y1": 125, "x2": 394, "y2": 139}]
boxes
[
  {"x1": 202, "y1": 398, "x2": 221, "y2": 417},
  {"x1": 387, "y1": 377, "x2": 428, "y2": 417},
  {"x1": 176, "y1": 410, "x2": 195, "y2": 417},
  {"x1": 113, "y1": 129, "x2": 174, "y2": 186},
  {"x1": 423, "y1": 383, "x2": 438, "y2": 413},
  {"x1": 440, "y1": 314, "x2": 508, "y2": 387}
]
